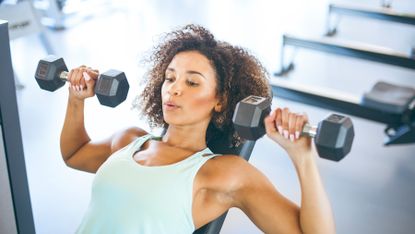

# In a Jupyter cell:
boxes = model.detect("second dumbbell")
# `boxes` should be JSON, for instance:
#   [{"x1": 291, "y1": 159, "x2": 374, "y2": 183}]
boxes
[
  {"x1": 232, "y1": 95, "x2": 355, "y2": 161},
  {"x1": 35, "y1": 55, "x2": 129, "y2": 107}
]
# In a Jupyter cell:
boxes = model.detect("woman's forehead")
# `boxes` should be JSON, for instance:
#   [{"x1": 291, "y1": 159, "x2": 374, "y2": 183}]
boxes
[{"x1": 167, "y1": 51, "x2": 215, "y2": 75}]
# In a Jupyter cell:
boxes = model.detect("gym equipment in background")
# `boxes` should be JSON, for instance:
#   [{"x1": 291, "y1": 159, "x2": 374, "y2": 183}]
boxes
[
  {"x1": 0, "y1": 20, "x2": 35, "y2": 234},
  {"x1": 270, "y1": 79, "x2": 415, "y2": 145},
  {"x1": 273, "y1": 0, "x2": 415, "y2": 145},
  {"x1": 275, "y1": 34, "x2": 415, "y2": 76},
  {"x1": 35, "y1": 55, "x2": 130, "y2": 107},
  {"x1": 0, "y1": 0, "x2": 55, "y2": 89},
  {"x1": 33, "y1": 0, "x2": 115, "y2": 30},
  {"x1": 326, "y1": 3, "x2": 415, "y2": 36},
  {"x1": 0, "y1": 1, "x2": 54, "y2": 54}
]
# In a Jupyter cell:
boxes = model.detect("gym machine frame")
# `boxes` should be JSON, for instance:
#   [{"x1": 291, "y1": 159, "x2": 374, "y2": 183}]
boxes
[
  {"x1": 275, "y1": 34, "x2": 415, "y2": 76},
  {"x1": 0, "y1": 20, "x2": 35, "y2": 234},
  {"x1": 326, "y1": 3, "x2": 415, "y2": 36}
]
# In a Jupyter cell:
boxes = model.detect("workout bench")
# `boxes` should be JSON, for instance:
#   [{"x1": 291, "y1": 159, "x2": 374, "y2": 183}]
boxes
[{"x1": 270, "y1": 79, "x2": 415, "y2": 145}]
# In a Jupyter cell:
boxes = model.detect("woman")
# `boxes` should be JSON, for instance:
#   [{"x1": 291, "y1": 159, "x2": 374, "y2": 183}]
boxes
[{"x1": 61, "y1": 24, "x2": 335, "y2": 234}]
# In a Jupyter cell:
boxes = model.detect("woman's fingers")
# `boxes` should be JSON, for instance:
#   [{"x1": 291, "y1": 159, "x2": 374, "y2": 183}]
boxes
[
  {"x1": 83, "y1": 72, "x2": 96, "y2": 96},
  {"x1": 275, "y1": 108, "x2": 282, "y2": 134},
  {"x1": 288, "y1": 112, "x2": 297, "y2": 142},
  {"x1": 69, "y1": 67, "x2": 81, "y2": 91},
  {"x1": 294, "y1": 113, "x2": 305, "y2": 140},
  {"x1": 271, "y1": 108, "x2": 308, "y2": 142},
  {"x1": 264, "y1": 109, "x2": 277, "y2": 135},
  {"x1": 67, "y1": 66, "x2": 98, "y2": 98},
  {"x1": 282, "y1": 108, "x2": 289, "y2": 139}
]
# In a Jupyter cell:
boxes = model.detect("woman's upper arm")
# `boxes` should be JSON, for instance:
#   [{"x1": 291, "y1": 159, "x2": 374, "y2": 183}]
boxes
[
  {"x1": 232, "y1": 160, "x2": 302, "y2": 234},
  {"x1": 65, "y1": 127, "x2": 147, "y2": 173}
]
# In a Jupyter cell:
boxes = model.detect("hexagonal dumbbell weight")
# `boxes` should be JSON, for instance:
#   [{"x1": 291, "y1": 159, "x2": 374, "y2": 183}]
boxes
[
  {"x1": 233, "y1": 95, "x2": 355, "y2": 161},
  {"x1": 35, "y1": 55, "x2": 129, "y2": 107}
]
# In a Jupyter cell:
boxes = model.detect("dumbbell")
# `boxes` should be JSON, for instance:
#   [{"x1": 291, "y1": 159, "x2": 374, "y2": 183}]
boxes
[
  {"x1": 232, "y1": 95, "x2": 354, "y2": 161},
  {"x1": 35, "y1": 55, "x2": 129, "y2": 107}
]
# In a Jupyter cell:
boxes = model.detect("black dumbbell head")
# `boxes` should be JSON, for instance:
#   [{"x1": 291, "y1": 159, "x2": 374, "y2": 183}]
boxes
[
  {"x1": 232, "y1": 96, "x2": 271, "y2": 140},
  {"x1": 35, "y1": 55, "x2": 67, "y2": 91},
  {"x1": 314, "y1": 114, "x2": 354, "y2": 161},
  {"x1": 95, "y1": 69, "x2": 129, "y2": 107}
]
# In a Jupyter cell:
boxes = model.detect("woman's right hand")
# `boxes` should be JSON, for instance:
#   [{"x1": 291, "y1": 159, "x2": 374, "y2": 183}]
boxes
[{"x1": 67, "y1": 66, "x2": 99, "y2": 101}]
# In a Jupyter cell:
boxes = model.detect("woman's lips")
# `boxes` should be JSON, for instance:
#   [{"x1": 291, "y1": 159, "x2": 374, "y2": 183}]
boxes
[{"x1": 164, "y1": 101, "x2": 180, "y2": 111}]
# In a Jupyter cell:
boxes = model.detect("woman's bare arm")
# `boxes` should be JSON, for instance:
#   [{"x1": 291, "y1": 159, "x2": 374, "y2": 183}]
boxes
[
  {"x1": 221, "y1": 107, "x2": 335, "y2": 233},
  {"x1": 230, "y1": 158, "x2": 303, "y2": 234},
  {"x1": 60, "y1": 67, "x2": 146, "y2": 173},
  {"x1": 253, "y1": 107, "x2": 335, "y2": 233},
  {"x1": 230, "y1": 152, "x2": 334, "y2": 234}
]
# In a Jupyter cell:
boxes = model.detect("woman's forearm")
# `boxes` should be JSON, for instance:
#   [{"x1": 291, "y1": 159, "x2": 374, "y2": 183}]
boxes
[
  {"x1": 60, "y1": 97, "x2": 90, "y2": 162},
  {"x1": 292, "y1": 152, "x2": 336, "y2": 234}
]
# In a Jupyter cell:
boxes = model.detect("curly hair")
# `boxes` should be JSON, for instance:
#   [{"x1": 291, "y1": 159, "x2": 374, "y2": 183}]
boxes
[{"x1": 134, "y1": 24, "x2": 271, "y2": 148}]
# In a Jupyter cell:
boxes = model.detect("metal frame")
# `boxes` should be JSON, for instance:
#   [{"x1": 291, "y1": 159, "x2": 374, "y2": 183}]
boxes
[
  {"x1": 275, "y1": 34, "x2": 415, "y2": 76},
  {"x1": 326, "y1": 3, "x2": 415, "y2": 36},
  {"x1": 0, "y1": 20, "x2": 35, "y2": 234}
]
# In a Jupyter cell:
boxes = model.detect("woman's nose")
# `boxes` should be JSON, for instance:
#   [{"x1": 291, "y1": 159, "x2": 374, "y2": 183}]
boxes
[{"x1": 168, "y1": 82, "x2": 182, "y2": 96}]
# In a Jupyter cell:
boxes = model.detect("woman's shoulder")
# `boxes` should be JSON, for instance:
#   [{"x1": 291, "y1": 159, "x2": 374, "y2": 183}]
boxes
[
  {"x1": 200, "y1": 154, "x2": 256, "y2": 191},
  {"x1": 110, "y1": 126, "x2": 148, "y2": 153}
]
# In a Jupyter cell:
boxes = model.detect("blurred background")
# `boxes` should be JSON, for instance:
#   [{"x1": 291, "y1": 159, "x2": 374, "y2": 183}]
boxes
[{"x1": 2, "y1": 0, "x2": 415, "y2": 233}]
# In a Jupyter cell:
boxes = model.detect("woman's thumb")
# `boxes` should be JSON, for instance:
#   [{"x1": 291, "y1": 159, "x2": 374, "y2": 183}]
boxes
[{"x1": 83, "y1": 72, "x2": 97, "y2": 94}]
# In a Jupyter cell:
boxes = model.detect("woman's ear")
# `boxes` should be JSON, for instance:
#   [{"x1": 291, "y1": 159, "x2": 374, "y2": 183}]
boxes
[
  {"x1": 214, "y1": 96, "x2": 226, "y2": 112},
  {"x1": 214, "y1": 103, "x2": 222, "y2": 112}
]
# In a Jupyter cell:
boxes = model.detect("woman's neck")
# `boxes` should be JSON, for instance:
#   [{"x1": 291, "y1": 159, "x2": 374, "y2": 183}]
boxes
[{"x1": 161, "y1": 126, "x2": 207, "y2": 152}]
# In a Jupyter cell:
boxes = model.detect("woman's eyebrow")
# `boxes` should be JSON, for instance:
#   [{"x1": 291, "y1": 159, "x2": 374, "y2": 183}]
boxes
[
  {"x1": 187, "y1": 70, "x2": 206, "y2": 79},
  {"x1": 166, "y1": 67, "x2": 175, "y2": 73},
  {"x1": 166, "y1": 67, "x2": 206, "y2": 79}
]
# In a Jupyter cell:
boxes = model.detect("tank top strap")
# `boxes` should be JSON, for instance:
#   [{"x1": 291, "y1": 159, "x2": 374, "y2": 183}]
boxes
[
  {"x1": 196, "y1": 148, "x2": 220, "y2": 160},
  {"x1": 126, "y1": 134, "x2": 221, "y2": 168},
  {"x1": 180, "y1": 147, "x2": 221, "y2": 172},
  {"x1": 129, "y1": 134, "x2": 153, "y2": 150}
]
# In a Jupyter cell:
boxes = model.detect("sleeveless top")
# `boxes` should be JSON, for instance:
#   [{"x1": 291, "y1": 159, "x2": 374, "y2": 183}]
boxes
[{"x1": 76, "y1": 134, "x2": 219, "y2": 234}]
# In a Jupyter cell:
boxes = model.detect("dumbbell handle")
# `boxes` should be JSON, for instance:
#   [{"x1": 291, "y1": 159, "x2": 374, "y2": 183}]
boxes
[
  {"x1": 302, "y1": 124, "x2": 317, "y2": 138},
  {"x1": 274, "y1": 122, "x2": 316, "y2": 138},
  {"x1": 58, "y1": 71, "x2": 69, "y2": 81},
  {"x1": 57, "y1": 71, "x2": 95, "y2": 84}
]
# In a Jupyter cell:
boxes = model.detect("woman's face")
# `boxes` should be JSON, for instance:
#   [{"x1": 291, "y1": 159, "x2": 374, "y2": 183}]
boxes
[{"x1": 161, "y1": 50, "x2": 221, "y2": 127}]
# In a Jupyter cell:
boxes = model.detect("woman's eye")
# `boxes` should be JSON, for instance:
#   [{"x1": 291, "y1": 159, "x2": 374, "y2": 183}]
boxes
[
  {"x1": 187, "y1": 80, "x2": 199, "y2": 86},
  {"x1": 164, "y1": 77, "x2": 174, "y2": 82}
]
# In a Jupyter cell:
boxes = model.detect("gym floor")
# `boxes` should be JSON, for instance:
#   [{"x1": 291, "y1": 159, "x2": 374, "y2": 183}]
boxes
[{"x1": 9, "y1": 0, "x2": 415, "y2": 233}]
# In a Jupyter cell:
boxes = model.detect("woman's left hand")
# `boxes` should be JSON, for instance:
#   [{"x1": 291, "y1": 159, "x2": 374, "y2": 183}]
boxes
[{"x1": 264, "y1": 107, "x2": 314, "y2": 163}]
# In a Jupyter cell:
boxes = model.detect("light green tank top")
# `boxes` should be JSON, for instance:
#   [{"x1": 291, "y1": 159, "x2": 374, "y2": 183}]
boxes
[{"x1": 76, "y1": 134, "x2": 218, "y2": 234}]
